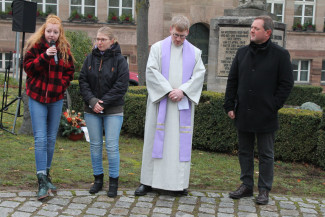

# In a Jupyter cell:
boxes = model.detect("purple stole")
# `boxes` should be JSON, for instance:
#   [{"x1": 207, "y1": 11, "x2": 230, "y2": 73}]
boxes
[{"x1": 152, "y1": 36, "x2": 196, "y2": 162}]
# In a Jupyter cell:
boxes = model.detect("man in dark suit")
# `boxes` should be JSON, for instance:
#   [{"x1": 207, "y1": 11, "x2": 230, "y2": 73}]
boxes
[{"x1": 223, "y1": 16, "x2": 294, "y2": 205}]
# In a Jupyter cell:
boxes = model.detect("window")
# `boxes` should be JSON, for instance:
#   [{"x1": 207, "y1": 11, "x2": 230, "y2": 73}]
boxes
[
  {"x1": 70, "y1": 0, "x2": 96, "y2": 16},
  {"x1": 187, "y1": 23, "x2": 209, "y2": 65},
  {"x1": 266, "y1": 0, "x2": 285, "y2": 22},
  {"x1": 108, "y1": 0, "x2": 133, "y2": 18},
  {"x1": 320, "y1": 60, "x2": 325, "y2": 82},
  {"x1": 32, "y1": 0, "x2": 58, "y2": 15},
  {"x1": 0, "y1": 53, "x2": 12, "y2": 72},
  {"x1": 292, "y1": 59, "x2": 310, "y2": 82},
  {"x1": 294, "y1": 0, "x2": 315, "y2": 25},
  {"x1": 1, "y1": 0, "x2": 12, "y2": 12}
]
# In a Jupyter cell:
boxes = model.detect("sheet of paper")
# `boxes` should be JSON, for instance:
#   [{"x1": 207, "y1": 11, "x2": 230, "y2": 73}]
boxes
[
  {"x1": 81, "y1": 127, "x2": 90, "y2": 142},
  {"x1": 178, "y1": 96, "x2": 189, "y2": 110}
]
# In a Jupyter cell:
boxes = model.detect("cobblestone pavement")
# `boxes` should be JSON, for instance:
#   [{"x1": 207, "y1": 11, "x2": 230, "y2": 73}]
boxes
[{"x1": 0, "y1": 189, "x2": 324, "y2": 217}]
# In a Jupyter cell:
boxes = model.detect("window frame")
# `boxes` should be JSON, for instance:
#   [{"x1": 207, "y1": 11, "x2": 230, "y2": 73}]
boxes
[
  {"x1": 321, "y1": 60, "x2": 325, "y2": 83},
  {"x1": 70, "y1": 0, "x2": 97, "y2": 16},
  {"x1": 108, "y1": 0, "x2": 134, "y2": 18},
  {"x1": 294, "y1": 0, "x2": 316, "y2": 24},
  {"x1": 0, "y1": 53, "x2": 12, "y2": 72},
  {"x1": 266, "y1": 0, "x2": 285, "y2": 23},
  {"x1": 1, "y1": 0, "x2": 12, "y2": 12},
  {"x1": 292, "y1": 59, "x2": 310, "y2": 83}
]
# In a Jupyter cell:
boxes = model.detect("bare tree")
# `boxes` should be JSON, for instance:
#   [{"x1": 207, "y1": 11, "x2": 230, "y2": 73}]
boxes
[{"x1": 136, "y1": 0, "x2": 150, "y2": 85}]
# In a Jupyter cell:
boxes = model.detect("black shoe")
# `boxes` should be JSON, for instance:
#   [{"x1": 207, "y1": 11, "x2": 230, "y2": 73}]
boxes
[
  {"x1": 107, "y1": 177, "x2": 118, "y2": 198},
  {"x1": 229, "y1": 184, "x2": 253, "y2": 199},
  {"x1": 256, "y1": 189, "x2": 269, "y2": 205},
  {"x1": 134, "y1": 184, "x2": 152, "y2": 196},
  {"x1": 176, "y1": 189, "x2": 188, "y2": 196},
  {"x1": 89, "y1": 174, "x2": 104, "y2": 194}
]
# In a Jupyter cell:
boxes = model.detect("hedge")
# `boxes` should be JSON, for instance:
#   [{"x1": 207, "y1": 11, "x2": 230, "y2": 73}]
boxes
[
  {"x1": 286, "y1": 85, "x2": 325, "y2": 107},
  {"x1": 67, "y1": 85, "x2": 325, "y2": 169}
]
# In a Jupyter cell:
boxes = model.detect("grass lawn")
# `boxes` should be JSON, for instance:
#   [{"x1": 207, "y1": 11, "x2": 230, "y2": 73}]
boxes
[{"x1": 0, "y1": 74, "x2": 324, "y2": 198}]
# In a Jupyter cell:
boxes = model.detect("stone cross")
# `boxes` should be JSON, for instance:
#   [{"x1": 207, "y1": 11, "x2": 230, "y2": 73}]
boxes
[{"x1": 238, "y1": 0, "x2": 266, "y2": 11}]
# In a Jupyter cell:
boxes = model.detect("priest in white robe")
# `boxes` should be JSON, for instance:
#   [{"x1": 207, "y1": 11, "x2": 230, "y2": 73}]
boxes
[{"x1": 135, "y1": 15, "x2": 206, "y2": 196}]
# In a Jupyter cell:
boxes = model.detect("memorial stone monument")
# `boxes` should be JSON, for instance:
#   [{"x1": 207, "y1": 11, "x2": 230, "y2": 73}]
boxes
[{"x1": 207, "y1": 0, "x2": 286, "y2": 92}]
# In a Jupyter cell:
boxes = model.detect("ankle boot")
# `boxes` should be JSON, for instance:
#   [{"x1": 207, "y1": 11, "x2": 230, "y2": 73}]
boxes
[
  {"x1": 89, "y1": 174, "x2": 104, "y2": 194},
  {"x1": 46, "y1": 168, "x2": 57, "y2": 192},
  {"x1": 37, "y1": 173, "x2": 49, "y2": 200},
  {"x1": 107, "y1": 176, "x2": 118, "y2": 198}
]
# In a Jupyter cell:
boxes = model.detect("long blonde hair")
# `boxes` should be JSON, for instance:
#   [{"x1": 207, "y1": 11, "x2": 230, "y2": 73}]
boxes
[{"x1": 25, "y1": 14, "x2": 74, "y2": 63}]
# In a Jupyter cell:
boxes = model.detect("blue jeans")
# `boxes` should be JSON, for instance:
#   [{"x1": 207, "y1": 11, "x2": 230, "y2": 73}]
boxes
[
  {"x1": 29, "y1": 97, "x2": 63, "y2": 175},
  {"x1": 84, "y1": 113, "x2": 123, "y2": 178}
]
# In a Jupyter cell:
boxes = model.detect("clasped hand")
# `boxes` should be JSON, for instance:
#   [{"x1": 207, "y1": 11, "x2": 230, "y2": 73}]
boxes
[
  {"x1": 168, "y1": 89, "x2": 184, "y2": 102},
  {"x1": 93, "y1": 100, "x2": 104, "y2": 113}
]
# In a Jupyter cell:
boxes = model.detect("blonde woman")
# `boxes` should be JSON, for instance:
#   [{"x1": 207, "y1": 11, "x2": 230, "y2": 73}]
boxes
[
  {"x1": 24, "y1": 14, "x2": 75, "y2": 200},
  {"x1": 79, "y1": 27, "x2": 129, "y2": 197}
]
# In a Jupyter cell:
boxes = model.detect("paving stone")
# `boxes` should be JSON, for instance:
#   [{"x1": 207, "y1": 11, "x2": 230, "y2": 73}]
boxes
[
  {"x1": 42, "y1": 204, "x2": 64, "y2": 212},
  {"x1": 92, "y1": 201, "x2": 111, "y2": 208},
  {"x1": 197, "y1": 213, "x2": 215, "y2": 217},
  {"x1": 219, "y1": 202, "x2": 234, "y2": 208},
  {"x1": 198, "y1": 207, "x2": 215, "y2": 214},
  {"x1": 18, "y1": 192, "x2": 36, "y2": 197},
  {"x1": 12, "y1": 197, "x2": 27, "y2": 202},
  {"x1": 125, "y1": 190, "x2": 135, "y2": 195},
  {"x1": 201, "y1": 197, "x2": 216, "y2": 204},
  {"x1": 63, "y1": 209, "x2": 83, "y2": 215},
  {"x1": 191, "y1": 191, "x2": 205, "y2": 197},
  {"x1": 273, "y1": 196, "x2": 288, "y2": 201},
  {"x1": 75, "y1": 190, "x2": 91, "y2": 196},
  {"x1": 11, "y1": 212, "x2": 32, "y2": 217},
  {"x1": 131, "y1": 207, "x2": 150, "y2": 215},
  {"x1": 24, "y1": 201, "x2": 43, "y2": 207},
  {"x1": 237, "y1": 212, "x2": 258, "y2": 217},
  {"x1": 135, "y1": 201, "x2": 153, "y2": 208},
  {"x1": 47, "y1": 197, "x2": 70, "y2": 206},
  {"x1": 178, "y1": 196, "x2": 197, "y2": 205},
  {"x1": 109, "y1": 207, "x2": 129, "y2": 215},
  {"x1": 119, "y1": 196, "x2": 135, "y2": 203},
  {"x1": 0, "y1": 193, "x2": 16, "y2": 198},
  {"x1": 238, "y1": 198, "x2": 255, "y2": 206},
  {"x1": 158, "y1": 195, "x2": 176, "y2": 201},
  {"x1": 138, "y1": 196, "x2": 154, "y2": 202},
  {"x1": 0, "y1": 200, "x2": 20, "y2": 208},
  {"x1": 178, "y1": 204, "x2": 195, "y2": 212},
  {"x1": 218, "y1": 207, "x2": 234, "y2": 214},
  {"x1": 72, "y1": 196, "x2": 94, "y2": 204},
  {"x1": 18, "y1": 205, "x2": 38, "y2": 212},
  {"x1": 280, "y1": 209, "x2": 300, "y2": 216},
  {"x1": 175, "y1": 211, "x2": 194, "y2": 217},
  {"x1": 207, "y1": 192, "x2": 221, "y2": 198},
  {"x1": 68, "y1": 203, "x2": 87, "y2": 209},
  {"x1": 153, "y1": 207, "x2": 172, "y2": 214},
  {"x1": 322, "y1": 200, "x2": 325, "y2": 204},
  {"x1": 290, "y1": 197, "x2": 304, "y2": 202},
  {"x1": 279, "y1": 201, "x2": 297, "y2": 210},
  {"x1": 36, "y1": 209, "x2": 59, "y2": 217},
  {"x1": 96, "y1": 195, "x2": 115, "y2": 202},
  {"x1": 86, "y1": 207, "x2": 107, "y2": 216},
  {"x1": 238, "y1": 205, "x2": 256, "y2": 213},
  {"x1": 300, "y1": 208, "x2": 317, "y2": 214},
  {"x1": 217, "y1": 213, "x2": 235, "y2": 217},
  {"x1": 151, "y1": 214, "x2": 170, "y2": 217},
  {"x1": 0, "y1": 207, "x2": 14, "y2": 217},
  {"x1": 201, "y1": 203, "x2": 215, "y2": 209},
  {"x1": 57, "y1": 191, "x2": 73, "y2": 196},
  {"x1": 156, "y1": 199, "x2": 173, "y2": 207},
  {"x1": 259, "y1": 211, "x2": 279, "y2": 217},
  {"x1": 306, "y1": 199, "x2": 319, "y2": 204},
  {"x1": 129, "y1": 215, "x2": 148, "y2": 217},
  {"x1": 302, "y1": 214, "x2": 318, "y2": 217},
  {"x1": 259, "y1": 204, "x2": 278, "y2": 212},
  {"x1": 115, "y1": 201, "x2": 132, "y2": 208},
  {"x1": 220, "y1": 198, "x2": 234, "y2": 203},
  {"x1": 298, "y1": 202, "x2": 316, "y2": 208}
]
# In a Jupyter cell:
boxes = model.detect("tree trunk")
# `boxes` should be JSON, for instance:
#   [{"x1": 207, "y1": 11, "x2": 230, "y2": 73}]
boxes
[
  {"x1": 136, "y1": 0, "x2": 150, "y2": 85},
  {"x1": 18, "y1": 90, "x2": 33, "y2": 135}
]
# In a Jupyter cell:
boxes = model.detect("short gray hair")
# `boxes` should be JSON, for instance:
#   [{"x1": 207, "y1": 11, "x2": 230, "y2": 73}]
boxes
[
  {"x1": 254, "y1": 16, "x2": 274, "y2": 33},
  {"x1": 171, "y1": 15, "x2": 190, "y2": 32}
]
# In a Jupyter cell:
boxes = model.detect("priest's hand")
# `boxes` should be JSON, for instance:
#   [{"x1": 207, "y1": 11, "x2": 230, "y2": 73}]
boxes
[{"x1": 168, "y1": 89, "x2": 184, "y2": 102}]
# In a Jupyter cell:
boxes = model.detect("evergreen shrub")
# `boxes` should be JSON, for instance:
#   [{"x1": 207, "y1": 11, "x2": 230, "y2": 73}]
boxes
[
  {"x1": 286, "y1": 85, "x2": 325, "y2": 107},
  {"x1": 67, "y1": 80, "x2": 84, "y2": 113}
]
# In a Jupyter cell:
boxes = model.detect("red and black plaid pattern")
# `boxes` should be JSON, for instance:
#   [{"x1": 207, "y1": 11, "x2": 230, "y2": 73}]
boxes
[{"x1": 24, "y1": 39, "x2": 74, "y2": 103}]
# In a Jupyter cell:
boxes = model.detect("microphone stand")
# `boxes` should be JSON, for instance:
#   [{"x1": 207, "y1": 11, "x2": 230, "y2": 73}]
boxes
[{"x1": 0, "y1": 32, "x2": 25, "y2": 134}]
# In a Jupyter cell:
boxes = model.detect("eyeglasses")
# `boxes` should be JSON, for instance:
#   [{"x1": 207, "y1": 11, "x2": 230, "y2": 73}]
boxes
[
  {"x1": 96, "y1": 38, "x2": 109, "y2": 42},
  {"x1": 172, "y1": 33, "x2": 187, "y2": 39}
]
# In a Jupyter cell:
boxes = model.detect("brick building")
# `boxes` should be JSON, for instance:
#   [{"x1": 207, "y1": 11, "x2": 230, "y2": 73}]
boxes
[{"x1": 0, "y1": 0, "x2": 324, "y2": 89}]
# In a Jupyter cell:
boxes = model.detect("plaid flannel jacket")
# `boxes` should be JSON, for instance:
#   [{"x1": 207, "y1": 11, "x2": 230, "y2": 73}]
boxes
[{"x1": 24, "y1": 38, "x2": 74, "y2": 103}]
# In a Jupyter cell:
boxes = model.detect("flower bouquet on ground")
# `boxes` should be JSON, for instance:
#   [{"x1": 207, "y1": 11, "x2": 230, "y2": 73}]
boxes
[{"x1": 60, "y1": 110, "x2": 86, "y2": 139}]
